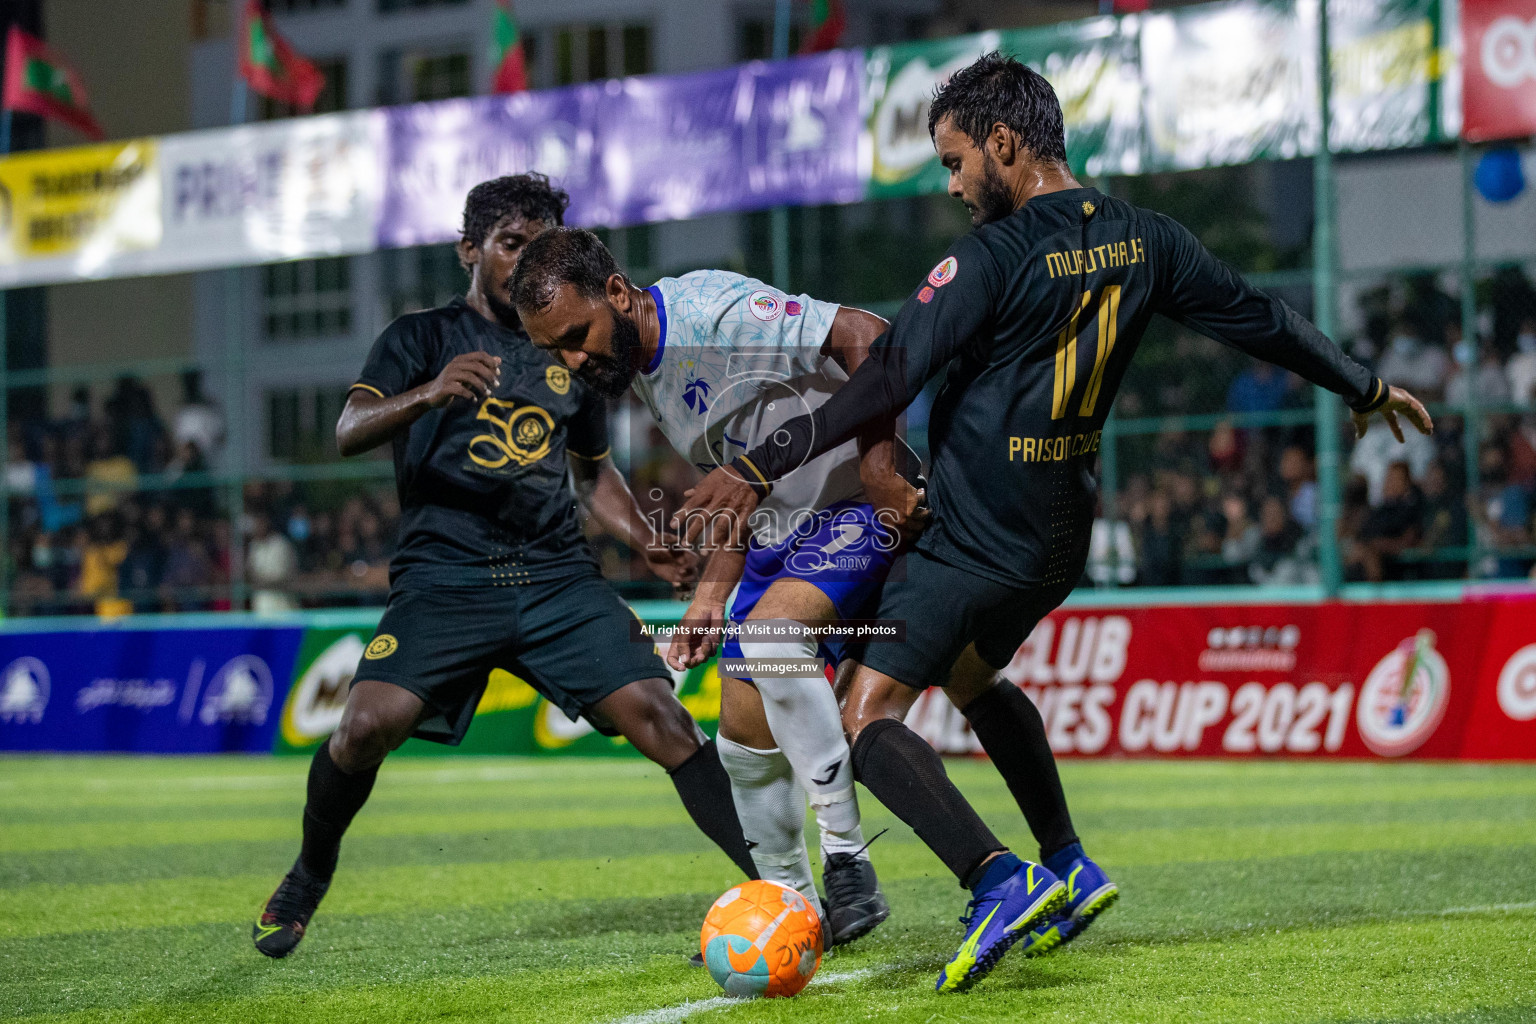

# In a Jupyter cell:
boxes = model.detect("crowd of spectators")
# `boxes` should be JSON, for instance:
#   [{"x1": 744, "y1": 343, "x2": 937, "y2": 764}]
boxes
[
  {"x1": 2, "y1": 266, "x2": 1533, "y2": 616},
  {"x1": 3, "y1": 371, "x2": 397, "y2": 616},
  {"x1": 1088, "y1": 267, "x2": 1536, "y2": 587}
]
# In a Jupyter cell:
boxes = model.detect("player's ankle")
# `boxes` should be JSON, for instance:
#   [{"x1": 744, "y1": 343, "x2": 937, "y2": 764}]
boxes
[{"x1": 965, "y1": 851, "x2": 1022, "y2": 894}]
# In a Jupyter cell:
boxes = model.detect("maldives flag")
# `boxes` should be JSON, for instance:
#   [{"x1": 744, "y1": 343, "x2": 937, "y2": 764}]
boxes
[
  {"x1": 2, "y1": 26, "x2": 104, "y2": 141},
  {"x1": 491, "y1": 0, "x2": 528, "y2": 93},
  {"x1": 238, "y1": 0, "x2": 325, "y2": 112},
  {"x1": 799, "y1": 0, "x2": 847, "y2": 54}
]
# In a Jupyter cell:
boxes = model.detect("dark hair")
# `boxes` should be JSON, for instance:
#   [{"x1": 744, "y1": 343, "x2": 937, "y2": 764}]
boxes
[
  {"x1": 927, "y1": 51, "x2": 1066, "y2": 164},
  {"x1": 509, "y1": 226, "x2": 622, "y2": 314},
  {"x1": 460, "y1": 173, "x2": 571, "y2": 248}
]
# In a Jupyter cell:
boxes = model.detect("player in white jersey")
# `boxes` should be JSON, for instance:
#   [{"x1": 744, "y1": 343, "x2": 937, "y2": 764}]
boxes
[{"x1": 511, "y1": 228, "x2": 928, "y2": 946}]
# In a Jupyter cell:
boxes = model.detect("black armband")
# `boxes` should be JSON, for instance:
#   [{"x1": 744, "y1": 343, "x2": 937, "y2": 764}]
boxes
[
  {"x1": 727, "y1": 456, "x2": 773, "y2": 499},
  {"x1": 1348, "y1": 377, "x2": 1389, "y2": 414}
]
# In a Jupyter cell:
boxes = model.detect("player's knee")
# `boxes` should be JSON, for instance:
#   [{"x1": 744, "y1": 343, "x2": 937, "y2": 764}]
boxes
[
  {"x1": 738, "y1": 621, "x2": 818, "y2": 713},
  {"x1": 612, "y1": 680, "x2": 701, "y2": 756},
  {"x1": 331, "y1": 706, "x2": 409, "y2": 772}
]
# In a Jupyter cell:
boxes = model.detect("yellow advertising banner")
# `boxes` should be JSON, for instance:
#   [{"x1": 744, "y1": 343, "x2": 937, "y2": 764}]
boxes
[{"x1": 0, "y1": 139, "x2": 160, "y2": 278}]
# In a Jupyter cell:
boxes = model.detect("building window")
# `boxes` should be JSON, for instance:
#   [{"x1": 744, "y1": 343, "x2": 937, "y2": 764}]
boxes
[
  {"x1": 268, "y1": 386, "x2": 350, "y2": 462},
  {"x1": 269, "y1": 0, "x2": 347, "y2": 12},
  {"x1": 739, "y1": 19, "x2": 803, "y2": 61},
  {"x1": 379, "y1": 0, "x2": 468, "y2": 12},
  {"x1": 257, "y1": 57, "x2": 347, "y2": 120},
  {"x1": 386, "y1": 244, "x2": 464, "y2": 319},
  {"x1": 263, "y1": 257, "x2": 353, "y2": 340},
  {"x1": 406, "y1": 50, "x2": 471, "y2": 101},
  {"x1": 536, "y1": 23, "x2": 651, "y2": 87}
]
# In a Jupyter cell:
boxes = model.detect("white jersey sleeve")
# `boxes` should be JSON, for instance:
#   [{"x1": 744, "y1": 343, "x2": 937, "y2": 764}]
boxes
[{"x1": 630, "y1": 270, "x2": 867, "y2": 545}]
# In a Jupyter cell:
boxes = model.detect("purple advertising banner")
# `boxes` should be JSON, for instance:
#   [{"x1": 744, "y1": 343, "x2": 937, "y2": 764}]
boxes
[{"x1": 377, "y1": 51, "x2": 865, "y2": 247}]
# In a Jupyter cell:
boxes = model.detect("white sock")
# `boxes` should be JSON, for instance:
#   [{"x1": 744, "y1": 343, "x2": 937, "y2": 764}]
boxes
[
  {"x1": 739, "y1": 621, "x2": 868, "y2": 863},
  {"x1": 716, "y1": 736, "x2": 822, "y2": 918}
]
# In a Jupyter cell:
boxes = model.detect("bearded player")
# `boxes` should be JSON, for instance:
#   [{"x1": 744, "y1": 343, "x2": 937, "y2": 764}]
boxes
[
  {"x1": 678, "y1": 54, "x2": 1433, "y2": 992},
  {"x1": 253, "y1": 175, "x2": 759, "y2": 959},
  {"x1": 509, "y1": 228, "x2": 930, "y2": 946}
]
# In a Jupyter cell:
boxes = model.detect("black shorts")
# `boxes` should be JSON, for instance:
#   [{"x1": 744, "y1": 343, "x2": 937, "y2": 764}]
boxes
[
  {"x1": 356, "y1": 570, "x2": 669, "y2": 745},
  {"x1": 856, "y1": 547, "x2": 1075, "y2": 689}
]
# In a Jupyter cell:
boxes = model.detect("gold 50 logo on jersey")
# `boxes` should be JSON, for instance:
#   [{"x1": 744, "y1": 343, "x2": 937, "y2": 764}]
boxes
[{"x1": 469, "y1": 397, "x2": 555, "y2": 469}]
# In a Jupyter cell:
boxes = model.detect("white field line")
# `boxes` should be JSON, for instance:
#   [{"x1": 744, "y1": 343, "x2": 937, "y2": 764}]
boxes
[
  {"x1": 1435, "y1": 900, "x2": 1536, "y2": 916},
  {"x1": 604, "y1": 967, "x2": 880, "y2": 1024}
]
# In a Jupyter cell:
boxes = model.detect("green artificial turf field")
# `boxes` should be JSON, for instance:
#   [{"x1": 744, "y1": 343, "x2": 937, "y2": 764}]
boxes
[{"x1": 1, "y1": 756, "x2": 1533, "y2": 1024}]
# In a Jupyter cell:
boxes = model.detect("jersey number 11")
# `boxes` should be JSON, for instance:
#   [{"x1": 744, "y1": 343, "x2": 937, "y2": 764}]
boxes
[{"x1": 1052, "y1": 285, "x2": 1121, "y2": 421}]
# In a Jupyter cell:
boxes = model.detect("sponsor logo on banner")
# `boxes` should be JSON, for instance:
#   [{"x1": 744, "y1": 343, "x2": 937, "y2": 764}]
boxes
[
  {"x1": 0, "y1": 657, "x2": 49, "y2": 724},
  {"x1": 200, "y1": 655, "x2": 274, "y2": 727},
  {"x1": 1463, "y1": 0, "x2": 1536, "y2": 141},
  {"x1": 0, "y1": 141, "x2": 161, "y2": 284},
  {"x1": 1481, "y1": 15, "x2": 1536, "y2": 88},
  {"x1": 158, "y1": 111, "x2": 382, "y2": 273},
  {"x1": 1197, "y1": 624, "x2": 1300, "y2": 672},
  {"x1": 280, "y1": 634, "x2": 365, "y2": 747},
  {"x1": 1356, "y1": 630, "x2": 1450, "y2": 757},
  {"x1": 1497, "y1": 643, "x2": 1536, "y2": 722},
  {"x1": 76, "y1": 675, "x2": 177, "y2": 713},
  {"x1": 748, "y1": 290, "x2": 782, "y2": 321}
]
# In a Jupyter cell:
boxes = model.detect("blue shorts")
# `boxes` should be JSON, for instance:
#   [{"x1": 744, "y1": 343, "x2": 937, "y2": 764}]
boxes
[{"x1": 720, "y1": 501, "x2": 900, "y2": 683}]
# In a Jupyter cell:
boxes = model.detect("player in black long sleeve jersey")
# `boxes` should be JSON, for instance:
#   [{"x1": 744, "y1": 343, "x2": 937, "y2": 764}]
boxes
[
  {"x1": 253, "y1": 176, "x2": 758, "y2": 962},
  {"x1": 677, "y1": 55, "x2": 1432, "y2": 994}
]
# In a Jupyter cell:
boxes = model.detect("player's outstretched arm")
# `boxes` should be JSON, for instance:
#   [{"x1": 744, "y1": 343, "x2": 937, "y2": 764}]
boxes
[
  {"x1": 1351, "y1": 384, "x2": 1433, "y2": 441},
  {"x1": 336, "y1": 352, "x2": 501, "y2": 456},
  {"x1": 825, "y1": 306, "x2": 930, "y2": 545}
]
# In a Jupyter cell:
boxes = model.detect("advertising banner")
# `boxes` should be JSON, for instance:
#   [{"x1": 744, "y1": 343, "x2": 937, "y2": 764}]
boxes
[
  {"x1": 594, "y1": 50, "x2": 865, "y2": 228},
  {"x1": 0, "y1": 139, "x2": 159, "y2": 286},
  {"x1": 1461, "y1": 0, "x2": 1536, "y2": 141},
  {"x1": 0, "y1": 625, "x2": 303, "y2": 753},
  {"x1": 862, "y1": 20, "x2": 1141, "y2": 197},
  {"x1": 1142, "y1": 0, "x2": 1319, "y2": 171},
  {"x1": 272, "y1": 619, "x2": 721, "y2": 758},
  {"x1": 377, "y1": 84, "x2": 603, "y2": 248},
  {"x1": 907, "y1": 595, "x2": 1536, "y2": 760},
  {"x1": 377, "y1": 50, "x2": 863, "y2": 247},
  {"x1": 154, "y1": 110, "x2": 383, "y2": 274},
  {"x1": 1329, "y1": 0, "x2": 1446, "y2": 152}
]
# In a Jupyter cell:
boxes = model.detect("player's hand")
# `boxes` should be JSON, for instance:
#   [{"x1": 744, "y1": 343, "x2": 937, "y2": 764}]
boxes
[
  {"x1": 1352, "y1": 385, "x2": 1433, "y2": 442},
  {"x1": 864, "y1": 473, "x2": 930, "y2": 547},
  {"x1": 667, "y1": 600, "x2": 725, "y2": 671},
  {"x1": 643, "y1": 535, "x2": 702, "y2": 596},
  {"x1": 673, "y1": 467, "x2": 760, "y2": 547},
  {"x1": 423, "y1": 352, "x2": 501, "y2": 408}
]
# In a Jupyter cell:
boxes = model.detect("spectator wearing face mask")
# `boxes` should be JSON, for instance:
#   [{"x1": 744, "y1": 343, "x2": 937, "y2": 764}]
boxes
[
  {"x1": 1375, "y1": 321, "x2": 1450, "y2": 400},
  {"x1": 1506, "y1": 317, "x2": 1536, "y2": 404},
  {"x1": 1445, "y1": 329, "x2": 1513, "y2": 408}
]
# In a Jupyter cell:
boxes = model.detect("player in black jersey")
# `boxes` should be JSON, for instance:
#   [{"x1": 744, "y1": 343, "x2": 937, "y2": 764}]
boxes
[
  {"x1": 254, "y1": 175, "x2": 758, "y2": 959},
  {"x1": 676, "y1": 55, "x2": 1433, "y2": 992}
]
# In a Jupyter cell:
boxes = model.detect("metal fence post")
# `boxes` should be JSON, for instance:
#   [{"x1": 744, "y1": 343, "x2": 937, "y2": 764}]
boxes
[
  {"x1": 1101, "y1": 413, "x2": 1121, "y2": 587},
  {"x1": 1312, "y1": 0, "x2": 1343, "y2": 597},
  {"x1": 1458, "y1": 140, "x2": 1481, "y2": 577},
  {"x1": 770, "y1": 0, "x2": 792, "y2": 291}
]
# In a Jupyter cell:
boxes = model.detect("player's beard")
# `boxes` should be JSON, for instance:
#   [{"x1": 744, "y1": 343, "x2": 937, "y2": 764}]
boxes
[
  {"x1": 968, "y1": 152, "x2": 1014, "y2": 226},
  {"x1": 577, "y1": 306, "x2": 643, "y2": 398}
]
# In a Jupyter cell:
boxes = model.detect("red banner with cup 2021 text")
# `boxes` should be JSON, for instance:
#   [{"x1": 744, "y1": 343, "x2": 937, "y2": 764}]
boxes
[{"x1": 906, "y1": 595, "x2": 1536, "y2": 760}]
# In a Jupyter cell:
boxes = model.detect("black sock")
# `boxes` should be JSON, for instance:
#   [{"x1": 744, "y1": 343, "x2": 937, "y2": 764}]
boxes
[
  {"x1": 961, "y1": 681, "x2": 1080, "y2": 861},
  {"x1": 851, "y1": 718, "x2": 1006, "y2": 887},
  {"x1": 668, "y1": 740, "x2": 760, "y2": 880},
  {"x1": 298, "y1": 741, "x2": 379, "y2": 881}
]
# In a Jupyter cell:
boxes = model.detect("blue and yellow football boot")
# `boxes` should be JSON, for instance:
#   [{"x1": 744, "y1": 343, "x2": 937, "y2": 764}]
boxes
[
  {"x1": 1018, "y1": 847, "x2": 1120, "y2": 958},
  {"x1": 935, "y1": 856, "x2": 1066, "y2": 993}
]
